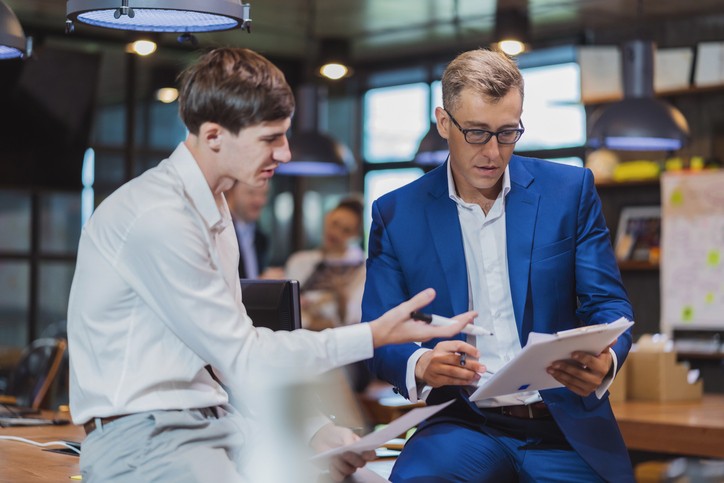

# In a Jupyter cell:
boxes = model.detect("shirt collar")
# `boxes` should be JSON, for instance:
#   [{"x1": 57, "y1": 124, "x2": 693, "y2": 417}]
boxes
[
  {"x1": 170, "y1": 142, "x2": 230, "y2": 233},
  {"x1": 446, "y1": 160, "x2": 511, "y2": 209}
]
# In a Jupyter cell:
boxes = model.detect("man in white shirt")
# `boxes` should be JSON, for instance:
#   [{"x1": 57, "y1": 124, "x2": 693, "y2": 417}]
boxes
[{"x1": 67, "y1": 47, "x2": 472, "y2": 483}]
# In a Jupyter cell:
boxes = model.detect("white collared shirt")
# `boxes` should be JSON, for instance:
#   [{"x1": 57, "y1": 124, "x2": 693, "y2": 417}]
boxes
[{"x1": 68, "y1": 142, "x2": 372, "y2": 424}]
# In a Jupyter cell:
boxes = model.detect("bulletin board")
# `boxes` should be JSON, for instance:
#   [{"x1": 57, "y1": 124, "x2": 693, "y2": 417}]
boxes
[{"x1": 661, "y1": 170, "x2": 724, "y2": 333}]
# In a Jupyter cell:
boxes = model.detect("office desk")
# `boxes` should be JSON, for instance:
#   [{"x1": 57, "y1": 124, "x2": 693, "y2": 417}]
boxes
[
  {"x1": 0, "y1": 417, "x2": 82, "y2": 482},
  {"x1": 612, "y1": 394, "x2": 724, "y2": 459}
]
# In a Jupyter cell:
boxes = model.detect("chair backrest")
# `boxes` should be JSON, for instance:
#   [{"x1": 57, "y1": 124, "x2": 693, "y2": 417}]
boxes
[{"x1": 8, "y1": 338, "x2": 68, "y2": 409}]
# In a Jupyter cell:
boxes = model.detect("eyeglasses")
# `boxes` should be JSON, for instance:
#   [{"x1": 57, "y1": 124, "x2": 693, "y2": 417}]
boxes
[{"x1": 444, "y1": 109, "x2": 524, "y2": 145}]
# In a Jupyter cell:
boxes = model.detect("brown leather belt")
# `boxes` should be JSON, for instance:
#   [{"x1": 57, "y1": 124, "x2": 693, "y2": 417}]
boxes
[
  {"x1": 490, "y1": 402, "x2": 551, "y2": 419},
  {"x1": 83, "y1": 414, "x2": 128, "y2": 435}
]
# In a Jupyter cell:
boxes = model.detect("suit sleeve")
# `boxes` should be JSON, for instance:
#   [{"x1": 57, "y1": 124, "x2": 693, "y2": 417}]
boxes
[
  {"x1": 362, "y1": 199, "x2": 423, "y2": 398},
  {"x1": 574, "y1": 168, "x2": 634, "y2": 368}
]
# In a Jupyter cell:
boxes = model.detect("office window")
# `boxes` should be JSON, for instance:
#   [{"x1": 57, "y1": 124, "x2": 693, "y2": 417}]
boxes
[
  {"x1": 363, "y1": 83, "x2": 429, "y2": 163},
  {"x1": 363, "y1": 168, "x2": 423, "y2": 246},
  {"x1": 516, "y1": 63, "x2": 585, "y2": 151}
]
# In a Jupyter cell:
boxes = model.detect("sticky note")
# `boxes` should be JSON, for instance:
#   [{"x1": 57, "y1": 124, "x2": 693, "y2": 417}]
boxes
[
  {"x1": 707, "y1": 250, "x2": 721, "y2": 267},
  {"x1": 682, "y1": 306, "x2": 694, "y2": 322}
]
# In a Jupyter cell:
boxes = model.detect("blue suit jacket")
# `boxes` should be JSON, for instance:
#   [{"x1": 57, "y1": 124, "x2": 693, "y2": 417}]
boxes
[{"x1": 362, "y1": 155, "x2": 635, "y2": 482}]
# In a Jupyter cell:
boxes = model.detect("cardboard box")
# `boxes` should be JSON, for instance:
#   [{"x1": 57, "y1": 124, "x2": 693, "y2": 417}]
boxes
[
  {"x1": 608, "y1": 361, "x2": 628, "y2": 403},
  {"x1": 626, "y1": 350, "x2": 703, "y2": 402}
]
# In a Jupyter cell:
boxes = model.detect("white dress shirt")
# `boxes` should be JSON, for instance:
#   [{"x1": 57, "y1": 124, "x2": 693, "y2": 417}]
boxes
[
  {"x1": 68, "y1": 142, "x2": 372, "y2": 424},
  {"x1": 405, "y1": 162, "x2": 615, "y2": 404}
]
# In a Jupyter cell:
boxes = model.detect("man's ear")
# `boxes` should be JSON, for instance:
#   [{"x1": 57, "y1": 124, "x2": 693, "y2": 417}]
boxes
[
  {"x1": 199, "y1": 122, "x2": 224, "y2": 152},
  {"x1": 434, "y1": 107, "x2": 450, "y2": 140}
]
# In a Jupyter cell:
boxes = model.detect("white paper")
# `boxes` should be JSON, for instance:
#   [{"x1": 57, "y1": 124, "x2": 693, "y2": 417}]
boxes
[
  {"x1": 469, "y1": 317, "x2": 634, "y2": 402},
  {"x1": 310, "y1": 400, "x2": 454, "y2": 461}
]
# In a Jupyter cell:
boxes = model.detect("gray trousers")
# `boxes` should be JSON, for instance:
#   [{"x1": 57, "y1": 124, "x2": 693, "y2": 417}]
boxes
[{"x1": 80, "y1": 407, "x2": 246, "y2": 482}]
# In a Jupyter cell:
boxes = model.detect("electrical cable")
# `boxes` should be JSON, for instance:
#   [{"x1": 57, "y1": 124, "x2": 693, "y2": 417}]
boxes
[{"x1": 0, "y1": 435, "x2": 81, "y2": 454}]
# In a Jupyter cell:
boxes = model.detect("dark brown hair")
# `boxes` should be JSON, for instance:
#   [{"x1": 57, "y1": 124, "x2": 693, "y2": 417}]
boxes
[
  {"x1": 178, "y1": 47, "x2": 295, "y2": 135},
  {"x1": 442, "y1": 48, "x2": 524, "y2": 112}
]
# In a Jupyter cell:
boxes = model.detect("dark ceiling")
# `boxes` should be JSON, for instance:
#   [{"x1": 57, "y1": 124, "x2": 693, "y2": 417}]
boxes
[
  {"x1": 5, "y1": 1, "x2": 724, "y2": 105},
  {"x1": 7, "y1": 0, "x2": 724, "y2": 61}
]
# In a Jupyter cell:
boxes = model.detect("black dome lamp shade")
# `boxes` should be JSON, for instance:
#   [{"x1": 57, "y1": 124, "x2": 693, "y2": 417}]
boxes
[
  {"x1": 66, "y1": 0, "x2": 251, "y2": 33},
  {"x1": 588, "y1": 40, "x2": 689, "y2": 151},
  {"x1": 0, "y1": 0, "x2": 26, "y2": 59},
  {"x1": 278, "y1": 130, "x2": 354, "y2": 176},
  {"x1": 414, "y1": 122, "x2": 449, "y2": 166}
]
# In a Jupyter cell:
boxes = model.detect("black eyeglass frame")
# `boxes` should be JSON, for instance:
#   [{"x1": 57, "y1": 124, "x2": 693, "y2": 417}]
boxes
[{"x1": 444, "y1": 109, "x2": 525, "y2": 145}]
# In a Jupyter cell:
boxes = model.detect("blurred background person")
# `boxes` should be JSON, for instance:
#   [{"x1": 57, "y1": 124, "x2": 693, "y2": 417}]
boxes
[
  {"x1": 226, "y1": 181, "x2": 272, "y2": 279},
  {"x1": 285, "y1": 197, "x2": 366, "y2": 331},
  {"x1": 285, "y1": 197, "x2": 369, "y2": 394}
]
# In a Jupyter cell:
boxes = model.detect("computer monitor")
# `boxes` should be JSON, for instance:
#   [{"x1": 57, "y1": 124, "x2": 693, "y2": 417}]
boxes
[{"x1": 239, "y1": 279, "x2": 302, "y2": 332}]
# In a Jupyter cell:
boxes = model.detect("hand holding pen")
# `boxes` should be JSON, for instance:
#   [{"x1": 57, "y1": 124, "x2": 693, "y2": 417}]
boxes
[{"x1": 414, "y1": 339, "x2": 488, "y2": 389}]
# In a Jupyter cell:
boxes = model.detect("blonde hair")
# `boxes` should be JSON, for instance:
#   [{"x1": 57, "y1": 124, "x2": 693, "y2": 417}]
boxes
[{"x1": 441, "y1": 48, "x2": 524, "y2": 112}]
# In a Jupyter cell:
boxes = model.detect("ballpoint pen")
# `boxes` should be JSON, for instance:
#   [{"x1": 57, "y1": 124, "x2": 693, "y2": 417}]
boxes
[{"x1": 410, "y1": 311, "x2": 494, "y2": 337}]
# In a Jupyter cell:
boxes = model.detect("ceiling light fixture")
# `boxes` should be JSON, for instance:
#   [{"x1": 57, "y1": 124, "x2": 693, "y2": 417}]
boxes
[
  {"x1": 66, "y1": 0, "x2": 252, "y2": 33},
  {"x1": 0, "y1": 0, "x2": 26, "y2": 59},
  {"x1": 279, "y1": 85, "x2": 355, "y2": 177},
  {"x1": 126, "y1": 39, "x2": 156, "y2": 56},
  {"x1": 317, "y1": 38, "x2": 352, "y2": 81},
  {"x1": 493, "y1": 6, "x2": 530, "y2": 56},
  {"x1": 588, "y1": 40, "x2": 689, "y2": 151},
  {"x1": 414, "y1": 122, "x2": 449, "y2": 166}
]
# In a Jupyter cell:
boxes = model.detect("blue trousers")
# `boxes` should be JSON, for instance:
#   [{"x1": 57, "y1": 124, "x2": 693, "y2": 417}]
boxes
[{"x1": 390, "y1": 414, "x2": 606, "y2": 483}]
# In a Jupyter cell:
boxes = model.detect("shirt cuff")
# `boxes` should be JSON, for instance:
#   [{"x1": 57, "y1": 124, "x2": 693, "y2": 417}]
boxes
[
  {"x1": 406, "y1": 348, "x2": 433, "y2": 403},
  {"x1": 331, "y1": 323, "x2": 374, "y2": 367},
  {"x1": 596, "y1": 347, "x2": 619, "y2": 399}
]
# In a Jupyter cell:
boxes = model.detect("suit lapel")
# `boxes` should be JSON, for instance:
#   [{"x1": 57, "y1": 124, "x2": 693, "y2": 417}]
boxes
[
  {"x1": 425, "y1": 166, "x2": 469, "y2": 318},
  {"x1": 506, "y1": 157, "x2": 539, "y2": 343}
]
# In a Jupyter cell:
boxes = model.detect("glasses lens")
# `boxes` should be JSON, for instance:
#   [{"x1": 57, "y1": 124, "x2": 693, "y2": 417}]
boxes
[
  {"x1": 466, "y1": 130, "x2": 492, "y2": 144},
  {"x1": 497, "y1": 130, "x2": 522, "y2": 144}
]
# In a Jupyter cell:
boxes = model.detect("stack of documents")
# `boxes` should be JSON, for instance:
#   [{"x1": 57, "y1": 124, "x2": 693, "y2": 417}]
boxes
[{"x1": 470, "y1": 317, "x2": 634, "y2": 401}]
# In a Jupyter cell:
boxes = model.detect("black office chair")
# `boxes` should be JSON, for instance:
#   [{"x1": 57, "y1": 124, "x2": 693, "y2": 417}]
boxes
[{"x1": 0, "y1": 337, "x2": 68, "y2": 410}]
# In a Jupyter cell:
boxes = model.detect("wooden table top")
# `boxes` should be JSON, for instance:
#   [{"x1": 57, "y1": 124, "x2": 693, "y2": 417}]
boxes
[
  {"x1": 2, "y1": 396, "x2": 723, "y2": 481},
  {"x1": 0, "y1": 415, "x2": 83, "y2": 482},
  {"x1": 611, "y1": 394, "x2": 724, "y2": 458}
]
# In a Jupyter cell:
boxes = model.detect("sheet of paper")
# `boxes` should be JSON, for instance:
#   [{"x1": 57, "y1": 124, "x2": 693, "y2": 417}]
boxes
[
  {"x1": 469, "y1": 317, "x2": 634, "y2": 402},
  {"x1": 310, "y1": 400, "x2": 454, "y2": 461}
]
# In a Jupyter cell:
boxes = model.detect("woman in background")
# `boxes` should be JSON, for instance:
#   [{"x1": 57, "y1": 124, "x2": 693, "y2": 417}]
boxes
[{"x1": 285, "y1": 197, "x2": 366, "y2": 331}]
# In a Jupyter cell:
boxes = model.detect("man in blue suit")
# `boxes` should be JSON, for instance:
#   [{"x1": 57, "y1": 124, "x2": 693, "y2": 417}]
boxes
[{"x1": 362, "y1": 48, "x2": 635, "y2": 482}]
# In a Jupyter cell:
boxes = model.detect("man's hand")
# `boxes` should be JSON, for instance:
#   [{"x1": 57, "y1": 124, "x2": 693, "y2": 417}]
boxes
[
  {"x1": 415, "y1": 340, "x2": 484, "y2": 388},
  {"x1": 368, "y1": 289, "x2": 477, "y2": 348},
  {"x1": 546, "y1": 342, "x2": 616, "y2": 397},
  {"x1": 310, "y1": 423, "x2": 375, "y2": 482}
]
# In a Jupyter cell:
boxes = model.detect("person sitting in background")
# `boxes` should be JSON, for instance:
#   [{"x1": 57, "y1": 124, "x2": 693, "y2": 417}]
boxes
[
  {"x1": 225, "y1": 181, "x2": 271, "y2": 279},
  {"x1": 285, "y1": 197, "x2": 366, "y2": 331}
]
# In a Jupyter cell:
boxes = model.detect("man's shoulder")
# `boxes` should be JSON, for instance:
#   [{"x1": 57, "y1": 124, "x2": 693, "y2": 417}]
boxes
[
  {"x1": 511, "y1": 155, "x2": 589, "y2": 189},
  {"x1": 87, "y1": 167, "x2": 188, "y2": 240}
]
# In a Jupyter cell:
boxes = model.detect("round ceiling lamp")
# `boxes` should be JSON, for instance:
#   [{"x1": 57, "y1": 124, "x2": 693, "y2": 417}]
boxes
[
  {"x1": 66, "y1": 0, "x2": 252, "y2": 33},
  {"x1": 0, "y1": 0, "x2": 26, "y2": 59}
]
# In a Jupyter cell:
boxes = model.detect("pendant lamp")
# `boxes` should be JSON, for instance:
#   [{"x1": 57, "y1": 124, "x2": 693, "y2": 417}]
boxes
[
  {"x1": 278, "y1": 84, "x2": 355, "y2": 177},
  {"x1": 0, "y1": 0, "x2": 26, "y2": 59},
  {"x1": 66, "y1": 0, "x2": 251, "y2": 33},
  {"x1": 588, "y1": 40, "x2": 689, "y2": 151}
]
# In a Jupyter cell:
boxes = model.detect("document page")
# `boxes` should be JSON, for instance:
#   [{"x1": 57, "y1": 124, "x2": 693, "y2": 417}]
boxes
[
  {"x1": 469, "y1": 317, "x2": 633, "y2": 402},
  {"x1": 310, "y1": 400, "x2": 454, "y2": 461}
]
